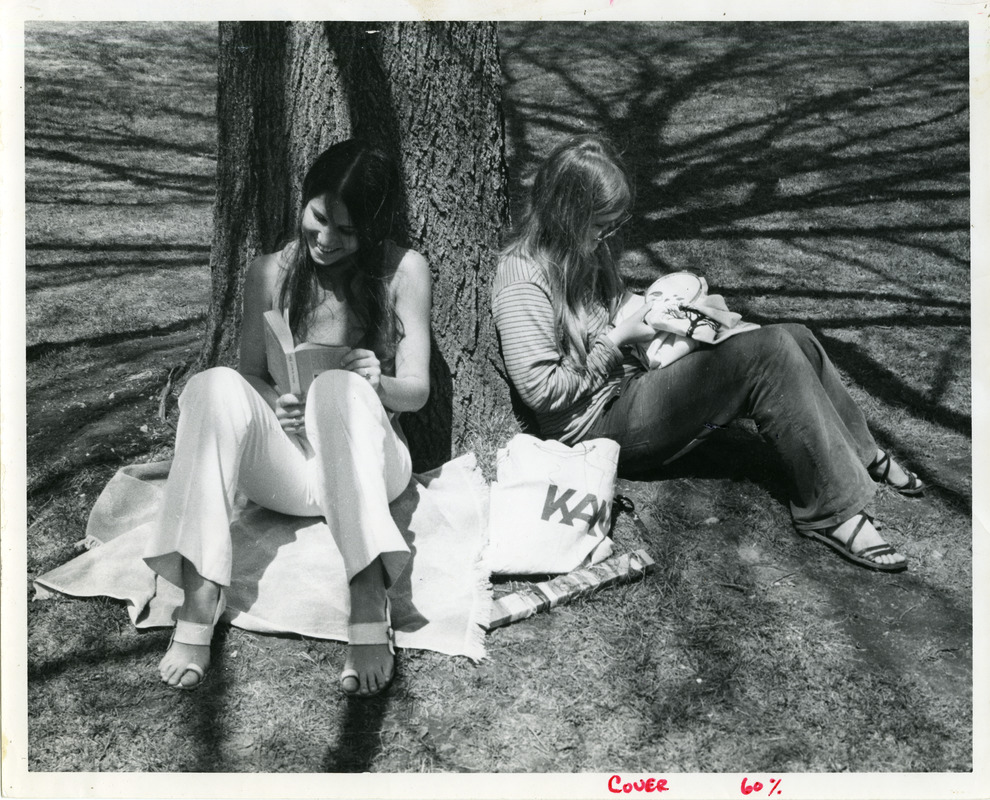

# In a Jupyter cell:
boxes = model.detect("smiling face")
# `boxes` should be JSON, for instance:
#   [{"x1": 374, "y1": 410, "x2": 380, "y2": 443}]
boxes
[{"x1": 301, "y1": 194, "x2": 359, "y2": 267}]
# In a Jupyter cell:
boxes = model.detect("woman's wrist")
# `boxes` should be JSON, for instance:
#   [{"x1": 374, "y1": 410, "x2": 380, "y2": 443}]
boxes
[{"x1": 603, "y1": 329, "x2": 627, "y2": 352}]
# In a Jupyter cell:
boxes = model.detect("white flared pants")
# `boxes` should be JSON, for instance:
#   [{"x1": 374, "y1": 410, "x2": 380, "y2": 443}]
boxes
[{"x1": 144, "y1": 366, "x2": 412, "y2": 590}]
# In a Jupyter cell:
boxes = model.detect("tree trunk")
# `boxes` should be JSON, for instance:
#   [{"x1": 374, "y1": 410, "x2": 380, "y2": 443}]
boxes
[{"x1": 200, "y1": 21, "x2": 511, "y2": 470}]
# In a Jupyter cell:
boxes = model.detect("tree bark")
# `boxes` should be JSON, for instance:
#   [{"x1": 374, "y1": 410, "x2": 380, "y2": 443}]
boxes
[{"x1": 201, "y1": 22, "x2": 511, "y2": 470}]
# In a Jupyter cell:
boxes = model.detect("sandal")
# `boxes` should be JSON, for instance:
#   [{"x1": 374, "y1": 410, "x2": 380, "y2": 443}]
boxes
[
  {"x1": 798, "y1": 512, "x2": 908, "y2": 573},
  {"x1": 340, "y1": 596, "x2": 396, "y2": 698},
  {"x1": 869, "y1": 450, "x2": 925, "y2": 496},
  {"x1": 163, "y1": 591, "x2": 226, "y2": 691}
]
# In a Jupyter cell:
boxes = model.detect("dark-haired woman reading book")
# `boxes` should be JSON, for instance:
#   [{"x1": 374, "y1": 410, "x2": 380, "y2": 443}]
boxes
[{"x1": 145, "y1": 140, "x2": 431, "y2": 697}]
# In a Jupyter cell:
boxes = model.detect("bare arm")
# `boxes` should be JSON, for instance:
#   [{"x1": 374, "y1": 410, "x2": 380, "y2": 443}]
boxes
[
  {"x1": 238, "y1": 251, "x2": 284, "y2": 411},
  {"x1": 379, "y1": 250, "x2": 432, "y2": 413}
]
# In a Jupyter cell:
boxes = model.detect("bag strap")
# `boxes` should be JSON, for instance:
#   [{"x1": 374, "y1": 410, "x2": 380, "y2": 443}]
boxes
[{"x1": 611, "y1": 493, "x2": 650, "y2": 540}]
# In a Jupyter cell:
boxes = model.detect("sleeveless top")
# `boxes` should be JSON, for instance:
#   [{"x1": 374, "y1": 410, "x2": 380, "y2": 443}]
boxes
[{"x1": 276, "y1": 248, "x2": 397, "y2": 378}]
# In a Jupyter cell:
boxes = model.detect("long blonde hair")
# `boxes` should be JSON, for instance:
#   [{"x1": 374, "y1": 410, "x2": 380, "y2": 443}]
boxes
[{"x1": 503, "y1": 135, "x2": 633, "y2": 366}]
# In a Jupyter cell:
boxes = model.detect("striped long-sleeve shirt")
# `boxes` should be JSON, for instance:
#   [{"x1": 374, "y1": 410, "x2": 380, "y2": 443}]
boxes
[{"x1": 492, "y1": 253, "x2": 641, "y2": 444}]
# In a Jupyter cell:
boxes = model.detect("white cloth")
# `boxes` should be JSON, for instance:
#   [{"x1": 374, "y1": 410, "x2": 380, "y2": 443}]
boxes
[
  {"x1": 614, "y1": 273, "x2": 761, "y2": 369},
  {"x1": 144, "y1": 366, "x2": 412, "y2": 590},
  {"x1": 34, "y1": 454, "x2": 491, "y2": 660}
]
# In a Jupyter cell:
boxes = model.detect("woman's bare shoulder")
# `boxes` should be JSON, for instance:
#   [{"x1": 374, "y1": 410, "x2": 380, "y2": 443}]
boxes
[
  {"x1": 245, "y1": 246, "x2": 292, "y2": 297},
  {"x1": 386, "y1": 241, "x2": 430, "y2": 288}
]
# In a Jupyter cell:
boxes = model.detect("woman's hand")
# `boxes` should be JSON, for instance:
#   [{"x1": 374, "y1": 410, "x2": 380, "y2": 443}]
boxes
[
  {"x1": 341, "y1": 348, "x2": 382, "y2": 393},
  {"x1": 608, "y1": 303, "x2": 656, "y2": 348},
  {"x1": 275, "y1": 393, "x2": 306, "y2": 435}
]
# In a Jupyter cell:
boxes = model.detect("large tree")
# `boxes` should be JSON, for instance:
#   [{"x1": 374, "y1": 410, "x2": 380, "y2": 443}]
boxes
[{"x1": 198, "y1": 22, "x2": 512, "y2": 470}]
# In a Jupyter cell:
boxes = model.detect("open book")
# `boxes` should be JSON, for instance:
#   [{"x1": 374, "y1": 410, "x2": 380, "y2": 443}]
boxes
[{"x1": 263, "y1": 309, "x2": 349, "y2": 395}]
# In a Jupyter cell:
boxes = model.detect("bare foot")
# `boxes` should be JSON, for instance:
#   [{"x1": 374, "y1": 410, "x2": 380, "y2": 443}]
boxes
[
  {"x1": 341, "y1": 644, "x2": 394, "y2": 697},
  {"x1": 828, "y1": 514, "x2": 906, "y2": 569},
  {"x1": 159, "y1": 560, "x2": 221, "y2": 689},
  {"x1": 342, "y1": 559, "x2": 394, "y2": 697}
]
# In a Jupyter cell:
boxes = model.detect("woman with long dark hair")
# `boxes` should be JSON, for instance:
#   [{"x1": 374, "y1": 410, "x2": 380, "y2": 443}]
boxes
[
  {"x1": 146, "y1": 140, "x2": 431, "y2": 696},
  {"x1": 494, "y1": 135, "x2": 923, "y2": 573}
]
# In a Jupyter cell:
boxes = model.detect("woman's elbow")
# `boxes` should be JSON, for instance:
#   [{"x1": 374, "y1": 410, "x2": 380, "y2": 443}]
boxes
[
  {"x1": 516, "y1": 385, "x2": 554, "y2": 415},
  {"x1": 391, "y1": 377, "x2": 430, "y2": 413},
  {"x1": 407, "y1": 382, "x2": 430, "y2": 412}
]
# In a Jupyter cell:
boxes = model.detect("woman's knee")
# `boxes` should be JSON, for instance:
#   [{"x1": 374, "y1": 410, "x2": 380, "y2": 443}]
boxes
[
  {"x1": 775, "y1": 323, "x2": 826, "y2": 367},
  {"x1": 179, "y1": 366, "x2": 246, "y2": 413},
  {"x1": 307, "y1": 368, "x2": 380, "y2": 411},
  {"x1": 777, "y1": 322, "x2": 817, "y2": 347},
  {"x1": 731, "y1": 325, "x2": 802, "y2": 364}
]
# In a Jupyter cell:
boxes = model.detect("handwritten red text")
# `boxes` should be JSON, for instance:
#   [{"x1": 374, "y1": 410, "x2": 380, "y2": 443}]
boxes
[{"x1": 608, "y1": 775, "x2": 670, "y2": 793}]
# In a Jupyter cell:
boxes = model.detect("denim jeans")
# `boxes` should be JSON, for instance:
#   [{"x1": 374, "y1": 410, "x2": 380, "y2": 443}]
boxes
[{"x1": 585, "y1": 324, "x2": 877, "y2": 530}]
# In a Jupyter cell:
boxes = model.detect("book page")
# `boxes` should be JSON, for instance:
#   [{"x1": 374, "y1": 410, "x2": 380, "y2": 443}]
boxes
[{"x1": 294, "y1": 345, "x2": 350, "y2": 393}]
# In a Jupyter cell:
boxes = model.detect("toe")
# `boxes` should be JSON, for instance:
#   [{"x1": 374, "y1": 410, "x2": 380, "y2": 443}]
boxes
[
  {"x1": 342, "y1": 643, "x2": 394, "y2": 697},
  {"x1": 160, "y1": 660, "x2": 177, "y2": 684},
  {"x1": 179, "y1": 669, "x2": 201, "y2": 690},
  {"x1": 159, "y1": 643, "x2": 209, "y2": 689}
]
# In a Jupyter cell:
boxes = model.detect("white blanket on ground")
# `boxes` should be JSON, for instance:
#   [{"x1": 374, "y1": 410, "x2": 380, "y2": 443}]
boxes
[{"x1": 34, "y1": 455, "x2": 491, "y2": 661}]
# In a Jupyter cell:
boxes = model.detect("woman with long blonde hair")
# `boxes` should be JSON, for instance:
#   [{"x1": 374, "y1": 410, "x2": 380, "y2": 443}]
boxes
[{"x1": 494, "y1": 135, "x2": 922, "y2": 573}]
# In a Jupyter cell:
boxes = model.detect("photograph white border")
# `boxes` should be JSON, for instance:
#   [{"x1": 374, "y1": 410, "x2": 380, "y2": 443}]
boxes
[{"x1": 3, "y1": 1, "x2": 987, "y2": 798}]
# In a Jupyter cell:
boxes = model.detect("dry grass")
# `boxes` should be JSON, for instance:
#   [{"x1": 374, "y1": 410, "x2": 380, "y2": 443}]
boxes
[{"x1": 23, "y1": 21, "x2": 971, "y2": 774}]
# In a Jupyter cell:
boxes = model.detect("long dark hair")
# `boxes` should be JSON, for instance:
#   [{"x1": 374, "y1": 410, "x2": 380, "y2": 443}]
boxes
[
  {"x1": 278, "y1": 139, "x2": 402, "y2": 368},
  {"x1": 502, "y1": 135, "x2": 632, "y2": 366}
]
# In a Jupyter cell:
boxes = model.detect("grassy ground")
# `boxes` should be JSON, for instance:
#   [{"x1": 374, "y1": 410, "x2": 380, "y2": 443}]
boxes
[{"x1": 23, "y1": 21, "x2": 971, "y2": 773}]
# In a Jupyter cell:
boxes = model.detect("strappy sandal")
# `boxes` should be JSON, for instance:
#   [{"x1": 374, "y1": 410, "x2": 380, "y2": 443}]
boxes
[
  {"x1": 798, "y1": 512, "x2": 908, "y2": 573},
  {"x1": 165, "y1": 591, "x2": 226, "y2": 691},
  {"x1": 869, "y1": 450, "x2": 925, "y2": 496},
  {"x1": 340, "y1": 596, "x2": 396, "y2": 698}
]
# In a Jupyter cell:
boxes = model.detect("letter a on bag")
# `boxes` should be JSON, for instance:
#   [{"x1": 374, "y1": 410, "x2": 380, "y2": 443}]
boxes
[{"x1": 486, "y1": 434, "x2": 619, "y2": 574}]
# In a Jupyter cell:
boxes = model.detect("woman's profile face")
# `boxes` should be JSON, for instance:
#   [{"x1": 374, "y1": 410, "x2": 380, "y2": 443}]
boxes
[
  {"x1": 586, "y1": 209, "x2": 629, "y2": 250},
  {"x1": 301, "y1": 194, "x2": 359, "y2": 267}
]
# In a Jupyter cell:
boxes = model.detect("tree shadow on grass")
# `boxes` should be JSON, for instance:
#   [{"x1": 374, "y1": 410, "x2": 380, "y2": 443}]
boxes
[
  {"x1": 321, "y1": 693, "x2": 391, "y2": 772},
  {"x1": 499, "y1": 20, "x2": 970, "y2": 503},
  {"x1": 27, "y1": 261, "x2": 207, "y2": 292},
  {"x1": 25, "y1": 23, "x2": 218, "y2": 205},
  {"x1": 25, "y1": 144, "x2": 215, "y2": 199},
  {"x1": 502, "y1": 22, "x2": 967, "y2": 255},
  {"x1": 608, "y1": 471, "x2": 971, "y2": 770},
  {"x1": 28, "y1": 602, "x2": 234, "y2": 771},
  {"x1": 26, "y1": 315, "x2": 206, "y2": 363},
  {"x1": 502, "y1": 24, "x2": 966, "y2": 220}
]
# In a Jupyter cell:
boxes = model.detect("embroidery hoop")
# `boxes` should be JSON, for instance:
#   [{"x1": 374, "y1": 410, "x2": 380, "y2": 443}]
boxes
[{"x1": 644, "y1": 271, "x2": 707, "y2": 306}]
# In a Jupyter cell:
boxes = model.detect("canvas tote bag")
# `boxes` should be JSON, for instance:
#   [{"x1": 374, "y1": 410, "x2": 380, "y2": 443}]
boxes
[{"x1": 486, "y1": 434, "x2": 618, "y2": 575}]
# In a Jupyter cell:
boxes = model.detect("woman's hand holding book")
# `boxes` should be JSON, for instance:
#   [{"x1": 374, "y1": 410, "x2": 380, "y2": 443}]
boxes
[
  {"x1": 275, "y1": 393, "x2": 306, "y2": 435},
  {"x1": 341, "y1": 348, "x2": 383, "y2": 393}
]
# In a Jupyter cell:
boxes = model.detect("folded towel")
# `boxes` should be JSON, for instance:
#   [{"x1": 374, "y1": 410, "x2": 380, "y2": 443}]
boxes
[{"x1": 34, "y1": 454, "x2": 492, "y2": 661}]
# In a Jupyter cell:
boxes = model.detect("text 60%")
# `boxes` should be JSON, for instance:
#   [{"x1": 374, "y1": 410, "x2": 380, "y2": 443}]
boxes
[{"x1": 740, "y1": 777, "x2": 782, "y2": 796}]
